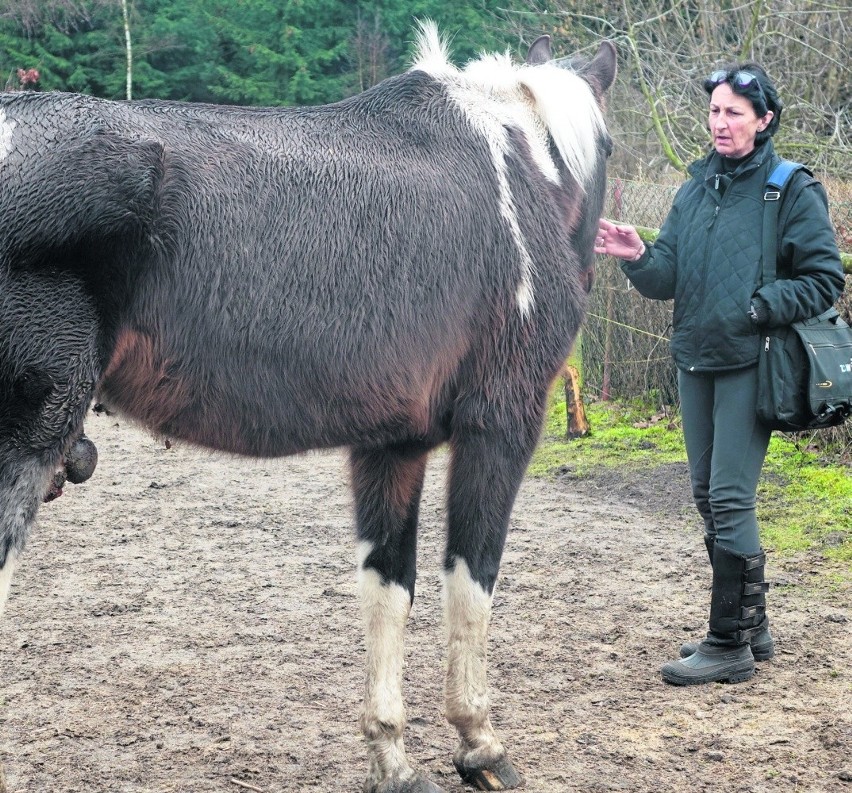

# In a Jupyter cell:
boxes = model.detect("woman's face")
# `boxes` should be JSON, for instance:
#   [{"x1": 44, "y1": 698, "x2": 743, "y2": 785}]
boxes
[{"x1": 708, "y1": 83, "x2": 774, "y2": 158}]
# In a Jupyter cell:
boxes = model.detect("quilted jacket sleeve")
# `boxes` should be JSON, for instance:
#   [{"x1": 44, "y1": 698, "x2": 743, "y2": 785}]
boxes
[
  {"x1": 619, "y1": 188, "x2": 684, "y2": 301},
  {"x1": 753, "y1": 178, "x2": 846, "y2": 326}
]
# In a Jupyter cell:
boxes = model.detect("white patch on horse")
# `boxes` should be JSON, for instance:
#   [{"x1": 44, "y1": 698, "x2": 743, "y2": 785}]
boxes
[
  {"x1": 0, "y1": 550, "x2": 17, "y2": 618},
  {"x1": 457, "y1": 109, "x2": 536, "y2": 318},
  {"x1": 0, "y1": 108, "x2": 17, "y2": 162},
  {"x1": 411, "y1": 23, "x2": 605, "y2": 318},
  {"x1": 443, "y1": 557, "x2": 506, "y2": 766},
  {"x1": 357, "y1": 541, "x2": 417, "y2": 785},
  {"x1": 412, "y1": 27, "x2": 537, "y2": 316}
]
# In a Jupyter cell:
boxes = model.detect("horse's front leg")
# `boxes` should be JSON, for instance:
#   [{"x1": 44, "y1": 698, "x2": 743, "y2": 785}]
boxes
[
  {"x1": 350, "y1": 444, "x2": 444, "y2": 793},
  {"x1": 443, "y1": 421, "x2": 540, "y2": 791}
]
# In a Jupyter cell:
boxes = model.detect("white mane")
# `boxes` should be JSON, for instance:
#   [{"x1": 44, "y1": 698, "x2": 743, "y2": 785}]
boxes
[{"x1": 410, "y1": 20, "x2": 606, "y2": 189}]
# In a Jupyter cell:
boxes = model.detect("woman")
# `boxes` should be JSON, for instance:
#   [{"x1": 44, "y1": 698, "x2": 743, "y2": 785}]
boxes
[{"x1": 595, "y1": 64, "x2": 845, "y2": 685}]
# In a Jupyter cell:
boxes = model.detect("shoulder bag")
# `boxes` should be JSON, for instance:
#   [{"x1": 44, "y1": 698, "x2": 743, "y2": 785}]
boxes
[{"x1": 755, "y1": 160, "x2": 852, "y2": 431}]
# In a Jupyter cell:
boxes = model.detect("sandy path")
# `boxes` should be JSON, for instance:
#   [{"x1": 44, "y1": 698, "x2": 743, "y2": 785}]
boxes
[{"x1": 0, "y1": 415, "x2": 849, "y2": 792}]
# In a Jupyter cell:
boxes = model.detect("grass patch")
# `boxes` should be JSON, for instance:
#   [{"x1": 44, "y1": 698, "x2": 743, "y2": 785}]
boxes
[
  {"x1": 529, "y1": 390, "x2": 685, "y2": 478},
  {"x1": 758, "y1": 437, "x2": 852, "y2": 563},
  {"x1": 533, "y1": 382, "x2": 852, "y2": 570}
]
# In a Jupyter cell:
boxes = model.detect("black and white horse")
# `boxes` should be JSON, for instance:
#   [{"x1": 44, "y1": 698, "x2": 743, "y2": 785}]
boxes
[{"x1": 0, "y1": 24, "x2": 615, "y2": 791}]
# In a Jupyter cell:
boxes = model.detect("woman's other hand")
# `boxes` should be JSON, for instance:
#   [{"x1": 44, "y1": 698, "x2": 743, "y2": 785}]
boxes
[{"x1": 595, "y1": 218, "x2": 646, "y2": 261}]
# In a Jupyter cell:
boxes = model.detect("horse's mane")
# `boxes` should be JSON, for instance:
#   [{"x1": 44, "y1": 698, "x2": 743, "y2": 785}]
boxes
[{"x1": 410, "y1": 20, "x2": 606, "y2": 190}]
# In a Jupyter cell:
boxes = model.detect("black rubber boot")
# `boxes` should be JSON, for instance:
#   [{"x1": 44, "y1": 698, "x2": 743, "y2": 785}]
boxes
[
  {"x1": 661, "y1": 545, "x2": 769, "y2": 686},
  {"x1": 678, "y1": 535, "x2": 775, "y2": 661},
  {"x1": 680, "y1": 616, "x2": 774, "y2": 660}
]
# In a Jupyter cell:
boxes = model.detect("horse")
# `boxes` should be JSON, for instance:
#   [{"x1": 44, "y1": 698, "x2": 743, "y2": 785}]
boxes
[{"x1": 0, "y1": 23, "x2": 615, "y2": 792}]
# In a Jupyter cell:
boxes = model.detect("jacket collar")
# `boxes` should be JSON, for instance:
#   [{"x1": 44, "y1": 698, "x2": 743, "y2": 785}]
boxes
[{"x1": 689, "y1": 139, "x2": 777, "y2": 184}]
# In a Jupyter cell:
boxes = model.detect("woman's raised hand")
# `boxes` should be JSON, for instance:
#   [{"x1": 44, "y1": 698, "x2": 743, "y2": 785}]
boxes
[{"x1": 595, "y1": 218, "x2": 645, "y2": 261}]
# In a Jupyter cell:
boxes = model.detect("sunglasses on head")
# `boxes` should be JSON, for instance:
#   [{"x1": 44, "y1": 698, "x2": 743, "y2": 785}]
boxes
[{"x1": 708, "y1": 69, "x2": 767, "y2": 102}]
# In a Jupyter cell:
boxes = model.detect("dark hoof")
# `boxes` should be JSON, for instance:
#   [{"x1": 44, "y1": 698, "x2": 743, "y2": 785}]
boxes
[
  {"x1": 65, "y1": 436, "x2": 98, "y2": 484},
  {"x1": 453, "y1": 757, "x2": 524, "y2": 790},
  {"x1": 366, "y1": 773, "x2": 446, "y2": 793}
]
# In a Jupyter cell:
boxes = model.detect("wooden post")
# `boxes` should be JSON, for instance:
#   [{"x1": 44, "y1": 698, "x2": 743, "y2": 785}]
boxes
[
  {"x1": 563, "y1": 363, "x2": 590, "y2": 439},
  {"x1": 602, "y1": 177, "x2": 625, "y2": 401}
]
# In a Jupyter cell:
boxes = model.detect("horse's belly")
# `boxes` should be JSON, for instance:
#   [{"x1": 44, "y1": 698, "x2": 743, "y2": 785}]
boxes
[{"x1": 96, "y1": 327, "x2": 451, "y2": 457}]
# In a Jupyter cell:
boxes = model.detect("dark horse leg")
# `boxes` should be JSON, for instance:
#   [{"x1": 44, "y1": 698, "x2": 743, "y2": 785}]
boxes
[
  {"x1": 350, "y1": 443, "x2": 444, "y2": 793},
  {"x1": 0, "y1": 271, "x2": 101, "y2": 617},
  {"x1": 443, "y1": 406, "x2": 543, "y2": 790}
]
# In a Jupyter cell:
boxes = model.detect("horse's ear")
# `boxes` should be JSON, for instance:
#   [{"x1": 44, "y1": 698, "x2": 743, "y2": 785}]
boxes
[
  {"x1": 580, "y1": 41, "x2": 618, "y2": 95},
  {"x1": 525, "y1": 35, "x2": 552, "y2": 65}
]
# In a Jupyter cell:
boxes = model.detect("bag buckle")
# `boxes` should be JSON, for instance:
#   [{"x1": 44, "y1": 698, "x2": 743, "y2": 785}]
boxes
[
  {"x1": 764, "y1": 190, "x2": 781, "y2": 201},
  {"x1": 816, "y1": 403, "x2": 851, "y2": 424}
]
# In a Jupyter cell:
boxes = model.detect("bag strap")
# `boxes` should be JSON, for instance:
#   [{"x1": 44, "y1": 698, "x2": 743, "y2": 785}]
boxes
[
  {"x1": 761, "y1": 159, "x2": 808, "y2": 286},
  {"x1": 794, "y1": 306, "x2": 841, "y2": 328}
]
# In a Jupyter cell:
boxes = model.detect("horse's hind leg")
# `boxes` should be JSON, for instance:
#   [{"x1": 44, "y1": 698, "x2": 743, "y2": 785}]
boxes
[
  {"x1": 443, "y1": 412, "x2": 543, "y2": 790},
  {"x1": 350, "y1": 443, "x2": 444, "y2": 793},
  {"x1": 0, "y1": 270, "x2": 101, "y2": 617}
]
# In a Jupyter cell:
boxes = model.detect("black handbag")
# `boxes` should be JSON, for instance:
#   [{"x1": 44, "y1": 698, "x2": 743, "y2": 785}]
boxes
[{"x1": 755, "y1": 161, "x2": 852, "y2": 431}]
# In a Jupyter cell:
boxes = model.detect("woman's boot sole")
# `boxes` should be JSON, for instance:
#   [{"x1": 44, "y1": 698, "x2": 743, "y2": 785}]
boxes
[{"x1": 662, "y1": 663, "x2": 755, "y2": 686}]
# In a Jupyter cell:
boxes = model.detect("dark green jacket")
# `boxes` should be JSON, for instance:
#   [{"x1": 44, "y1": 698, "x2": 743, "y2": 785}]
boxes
[{"x1": 621, "y1": 140, "x2": 845, "y2": 373}]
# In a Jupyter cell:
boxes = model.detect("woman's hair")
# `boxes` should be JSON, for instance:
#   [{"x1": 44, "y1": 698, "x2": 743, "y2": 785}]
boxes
[{"x1": 703, "y1": 62, "x2": 782, "y2": 144}]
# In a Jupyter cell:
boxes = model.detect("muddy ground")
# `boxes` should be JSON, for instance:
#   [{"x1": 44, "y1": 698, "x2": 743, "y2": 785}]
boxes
[{"x1": 0, "y1": 414, "x2": 849, "y2": 793}]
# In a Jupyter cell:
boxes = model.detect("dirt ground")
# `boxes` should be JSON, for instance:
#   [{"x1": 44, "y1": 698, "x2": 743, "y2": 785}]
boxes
[{"x1": 0, "y1": 414, "x2": 849, "y2": 793}]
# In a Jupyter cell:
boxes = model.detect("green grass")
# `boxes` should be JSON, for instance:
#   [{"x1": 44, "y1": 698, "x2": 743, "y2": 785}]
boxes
[
  {"x1": 530, "y1": 390, "x2": 686, "y2": 477},
  {"x1": 532, "y1": 383, "x2": 852, "y2": 570},
  {"x1": 759, "y1": 438, "x2": 852, "y2": 563}
]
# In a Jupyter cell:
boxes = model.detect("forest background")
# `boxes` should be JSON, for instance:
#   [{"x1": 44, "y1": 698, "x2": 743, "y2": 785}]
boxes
[
  {"x1": 3, "y1": 1, "x2": 849, "y2": 179},
  {"x1": 2, "y1": 0, "x2": 851, "y2": 412}
]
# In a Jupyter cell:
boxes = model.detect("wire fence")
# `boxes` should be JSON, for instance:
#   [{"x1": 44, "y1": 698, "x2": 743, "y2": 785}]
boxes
[{"x1": 580, "y1": 178, "x2": 852, "y2": 453}]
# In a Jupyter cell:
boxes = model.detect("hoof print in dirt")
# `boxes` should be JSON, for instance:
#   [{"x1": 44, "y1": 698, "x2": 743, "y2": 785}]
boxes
[
  {"x1": 453, "y1": 757, "x2": 524, "y2": 790},
  {"x1": 65, "y1": 436, "x2": 98, "y2": 484}
]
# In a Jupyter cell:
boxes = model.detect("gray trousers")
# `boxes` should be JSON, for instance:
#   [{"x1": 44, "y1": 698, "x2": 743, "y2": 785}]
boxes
[{"x1": 678, "y1": 366, "x2": 772, "y2": 556}]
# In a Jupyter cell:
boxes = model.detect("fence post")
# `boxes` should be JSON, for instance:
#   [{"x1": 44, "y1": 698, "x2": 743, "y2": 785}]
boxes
[
  {"x1": 563, "y1": 363, "x2": 590, "y2": 439},
  {"x1": 602, "y1": 178, "x2": 625, "y2": 401}
]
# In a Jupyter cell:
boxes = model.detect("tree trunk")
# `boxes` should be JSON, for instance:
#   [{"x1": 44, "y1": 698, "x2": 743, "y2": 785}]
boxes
[{"x1": 122, "y1": 0, "x2": 132, "y2": 100}]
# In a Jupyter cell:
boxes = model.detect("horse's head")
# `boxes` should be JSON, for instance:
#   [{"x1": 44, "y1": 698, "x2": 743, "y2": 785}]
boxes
[{"x1": 525, "y1": 35, "x2": 617, "y2": 292}]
